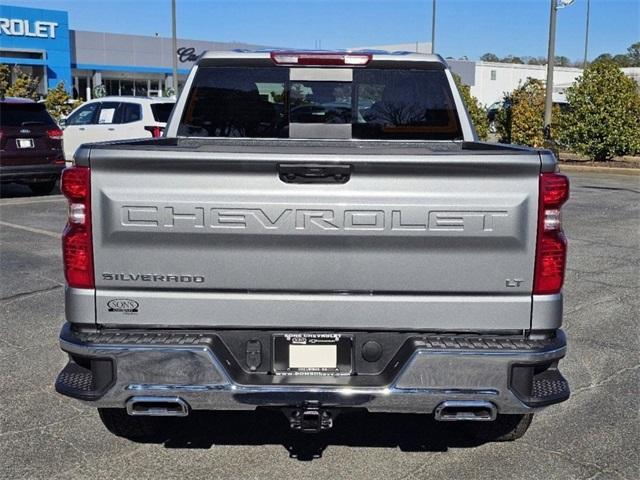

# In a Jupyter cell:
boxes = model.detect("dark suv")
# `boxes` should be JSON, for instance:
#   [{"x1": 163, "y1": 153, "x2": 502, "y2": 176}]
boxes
[{"x1": 0, "y1": 98, "x2": 64, "y2": 195}]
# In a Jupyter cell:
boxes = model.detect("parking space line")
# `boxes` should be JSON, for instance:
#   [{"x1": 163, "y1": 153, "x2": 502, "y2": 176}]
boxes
[
  {"x1": 0, "y1": 196, "x2": 65, "y2": 207},
  {"x1": 0, "y1": 221, "x2": 60, "y2": 239}
]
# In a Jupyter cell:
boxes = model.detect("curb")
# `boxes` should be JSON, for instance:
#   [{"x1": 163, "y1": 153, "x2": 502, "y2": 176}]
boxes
[{"x1": 558, "y1": 164, "x2": 640, "y2": 175}]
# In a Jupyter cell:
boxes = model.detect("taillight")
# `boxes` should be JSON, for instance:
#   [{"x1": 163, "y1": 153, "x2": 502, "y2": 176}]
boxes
[
  {"x1": 270, "y1": 51, "x2": 372, "y2": 66},
  {"x1": 144, "y1": 126, "x2": 164, "y2": 138},
  {"x1": 47, "y1": 128, "x2": 63, "y2": 140},
  {"x1": 534, "y1": 173, "x2": 569, "y2": 294},
  {"x1": 61, "y1": 166, "x2": 94, "y2": 289}
]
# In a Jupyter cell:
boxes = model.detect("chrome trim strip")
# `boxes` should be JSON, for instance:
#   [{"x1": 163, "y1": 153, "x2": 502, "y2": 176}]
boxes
[{"x1": 125, "y1": 384, "x2": 499, "y2": 396}]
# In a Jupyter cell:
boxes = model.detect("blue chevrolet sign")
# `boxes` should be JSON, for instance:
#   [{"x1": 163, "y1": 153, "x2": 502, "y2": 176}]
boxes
[{"x1": 0, "y1": 4, "x2": 71, "y2": 91}]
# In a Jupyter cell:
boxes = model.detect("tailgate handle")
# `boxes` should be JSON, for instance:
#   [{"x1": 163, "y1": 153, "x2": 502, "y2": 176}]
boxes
[{"x1": 279, "y1": 164, "x2": 351, "y2": 184}]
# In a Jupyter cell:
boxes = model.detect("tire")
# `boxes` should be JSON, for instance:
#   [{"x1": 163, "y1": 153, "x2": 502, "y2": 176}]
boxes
[
  {"x1": 98, "y1": 408, "x2": 169, "y2": 440},
  {"x1": 469, "y1": 414, "x2": 534, "y2": 442},
  {"x1": 28, "y1": 180, "x2": 57, "y2": 195}
]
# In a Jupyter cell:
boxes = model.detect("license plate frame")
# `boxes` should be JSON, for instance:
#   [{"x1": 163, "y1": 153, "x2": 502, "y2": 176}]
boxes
[
  {"x1": 16, "y1": 138, "x2": 34, "y2": 149},
  {"x1": 273, "y1": 333, "x2": 352, "y2": 376}
]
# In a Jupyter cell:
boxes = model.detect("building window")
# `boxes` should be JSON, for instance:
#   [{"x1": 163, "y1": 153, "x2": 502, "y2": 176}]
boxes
[
  {"x1": 105, "y1": 79, "x2": 119, "y2": 96},
  {"x1": 119, "y1": 80, "x2": 133, "y2": 96},
  {"x1": 134, "y1": 80, "x2": 148, "y2": 97},
  {"x1": 4, "y1": 64, "x2": 47, "y2": 95},
  {"x1": 490, "y1": 70, "x2": 497, "y2": 81},
  {"x1": 0, "y1": 50, "x2": 45, "y2": 59}
]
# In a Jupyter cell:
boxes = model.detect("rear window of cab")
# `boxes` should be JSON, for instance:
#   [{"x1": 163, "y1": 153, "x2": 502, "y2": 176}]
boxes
[
  {"x1": 178, "y1": 67, "x2": 462, "y2": 140},
  {"x1": 0, "y1": 103, "x2": 57, "y2": 127}
]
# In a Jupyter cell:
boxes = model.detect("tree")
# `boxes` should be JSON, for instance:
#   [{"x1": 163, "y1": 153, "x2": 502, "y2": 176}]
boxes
[
  {"x1": 495, "y1": 78, "x2": 556, "y2": 148},
  {"x1": 480, "y1": 53, "x2": 499, "y2": 62},
  {"x1": 5, "y1": 66, "x2": 40, "y2": 100},
  {"x1": 0, "y1": 64, "x2": 10, "y2": 97},
  {"x1": 525, "y1": 57, "x2": 547, "y2": 66},
  {"x1": 593, "y1": 53, "x2": 613, "y2": 64},
  {"x1": 557, "y1": 61, "x2": 640, "y2": 161},
  {"x1": 44, "y1": 82, "x2": 80, "y2": 121},
  {"x1": 593, "y1": 53, "x2": 632, "y2": 67},
  {"x1": 452, "y1": 73, "x2": 489, "y2": 140},
  {"x1": 592, "y1": 42, "x2": 640, "y2": 67},
  {"x1": 554, "y1": 56, "x2": 571, "y2": 67},
  {"x1": 628, "y1": 42, "x2": 640, "y2": 66},
  {"x1": 612, "y1": 54, "x2": 632, "y2": 67},
  {"x1": 501, "y1": 55, "x2": 524, "y2": 64}
]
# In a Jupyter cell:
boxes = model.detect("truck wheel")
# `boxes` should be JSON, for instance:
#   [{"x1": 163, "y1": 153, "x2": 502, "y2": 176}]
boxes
[
  {"x1": 28, "y1": 180, "x2": 57, "y2": 195},
  {"x1": 98, "y1": 408, "x2": 168, "y2": 440},
  {"x1": 470, "y1": 414, "x2": 534, "y2": 442}
]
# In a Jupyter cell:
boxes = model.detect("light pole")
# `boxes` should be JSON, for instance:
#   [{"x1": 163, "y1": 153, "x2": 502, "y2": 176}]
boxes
[
  {"x1": 431, "y1": 0, "x2": 436, "y2": 53},
  {"x1": 544, "y1": 0, "x2": 575, "y2": 139},
  {"x1": 583, "y1": 0, "x2": 590, "y2": 69},
  {"x1": 171, "y1": 0, "x2": 178, "y2": 97}
]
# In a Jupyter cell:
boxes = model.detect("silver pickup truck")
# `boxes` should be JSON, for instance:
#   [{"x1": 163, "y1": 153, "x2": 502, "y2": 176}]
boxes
[{"x1": 55, "y1": 50, "x2": 570, "y2": 441}]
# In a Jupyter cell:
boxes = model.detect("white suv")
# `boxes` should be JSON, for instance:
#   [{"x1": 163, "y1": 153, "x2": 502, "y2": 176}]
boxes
[{"x1": 62, "y1": 97, "x2": 175, "y2": 164}]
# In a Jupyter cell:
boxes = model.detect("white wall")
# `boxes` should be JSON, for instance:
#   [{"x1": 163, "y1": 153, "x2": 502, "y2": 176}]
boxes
[
  {"x1": 467, "y1": 62, "x2": 583, "y2": 107},
  {"x1": 621, "y1": 67, "x2": 640, "y2": 84}
]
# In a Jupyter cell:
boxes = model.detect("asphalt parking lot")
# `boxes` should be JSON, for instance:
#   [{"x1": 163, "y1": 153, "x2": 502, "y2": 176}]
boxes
[{"x1": 0, "y1": 171, "x2": 638, "y2": 480}]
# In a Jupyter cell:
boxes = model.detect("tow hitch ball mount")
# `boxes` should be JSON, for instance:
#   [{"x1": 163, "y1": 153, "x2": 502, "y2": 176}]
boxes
[{"x1": 284, "y1": 402, "x2": 335, "y2": 432}]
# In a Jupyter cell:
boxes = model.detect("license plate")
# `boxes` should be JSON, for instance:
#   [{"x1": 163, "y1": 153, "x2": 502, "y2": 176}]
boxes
[
  {"x1": 273, "y1": 333, "x2": 352, "y2": 376},
  {"x1": 17, "y1": 138, "x2": 34, "y2": 149}
]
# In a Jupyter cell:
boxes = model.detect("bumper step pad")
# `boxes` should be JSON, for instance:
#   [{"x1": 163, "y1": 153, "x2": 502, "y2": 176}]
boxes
[
  {"x1": 56, "y1": 362, "x2": 94, "y2": 396},
  {"x1": 55, "y1": 358, "x2": 115, "y2": 401},
  {"x1": 532, "y1": 370, "x2": 570, "y2": 402},
  {"x1": 513, "y1": 369, "x2": 570, "y2": 407},
  {"x1": 56, "y1": 362, "x2": 95, "y2": 397}
]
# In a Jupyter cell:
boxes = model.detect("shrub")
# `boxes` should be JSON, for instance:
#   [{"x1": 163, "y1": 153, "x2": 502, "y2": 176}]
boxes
[
  {"x1": 0, "y1": 64, "x2": 9, "y2": 96},
  {"x1": 452, "y1": 73, "x2": 489, "y2": 140},
  {"x1": 557, "y1": 61, "x2": 640, "y2": 161},
  {"x1": 44, "y1": 82, "x2": 81, "y2": 122},
  {"x1": 4, "y1": 65, "x2": 40, "y2": 100},
  {"x1": 495, "y1": 78, "x2": 558, "y2": 148}
]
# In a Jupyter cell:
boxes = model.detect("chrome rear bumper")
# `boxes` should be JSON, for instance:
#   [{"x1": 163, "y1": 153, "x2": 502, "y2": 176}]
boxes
[{"x1": 56, "y1": 324, "x2": 569, "y2": 415}]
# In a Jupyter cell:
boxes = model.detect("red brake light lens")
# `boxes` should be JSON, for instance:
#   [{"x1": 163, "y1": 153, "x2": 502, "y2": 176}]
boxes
[
  {"x1": 541, "y1": 173, "x2": 569, "y2": 208},
  {"x1": 534, "y1": 173, "x2": 569, "y2": 295},
  {"x1": 61, "y1": 167, "x2": 94, "y2": 289},
  {"x1": 534, "y1": 231, "x2": 567, "y2": 294},
  {"x1": 47, "y1": 128, "x2": 63, "y2": 140},
  {"x1": 63, "y1": 228, "x2": 94, "y2": 288},
  {"x1": 270, "y1": 51, "x2": 372, "y2": 66},
  {"x1": 61, "y1": 166, "x2": 89, "y2": 201}
]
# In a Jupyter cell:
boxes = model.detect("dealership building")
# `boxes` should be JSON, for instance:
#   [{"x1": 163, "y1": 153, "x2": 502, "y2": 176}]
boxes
[{"x1": 0, "y1": 4, "x2": 268, "y2": 100}]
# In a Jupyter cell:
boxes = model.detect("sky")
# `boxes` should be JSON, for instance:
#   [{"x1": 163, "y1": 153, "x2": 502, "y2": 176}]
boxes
[{"x1": 8, "y1": 0, "x2": 640, "y2": 61}]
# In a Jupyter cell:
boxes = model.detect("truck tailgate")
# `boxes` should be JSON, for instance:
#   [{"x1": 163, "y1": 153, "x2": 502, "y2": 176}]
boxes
[{"x1": 89, "y1": 147, "x2": 541, "y2": 330}]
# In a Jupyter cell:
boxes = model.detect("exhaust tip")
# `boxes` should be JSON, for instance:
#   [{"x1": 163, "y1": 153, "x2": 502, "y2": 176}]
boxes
[
  {"x1": 434, "y1": 400, "x2": 497, "y2": 422},
  {"x1": 126, "y1": 396, "x2": 189, "y2": 417}
]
